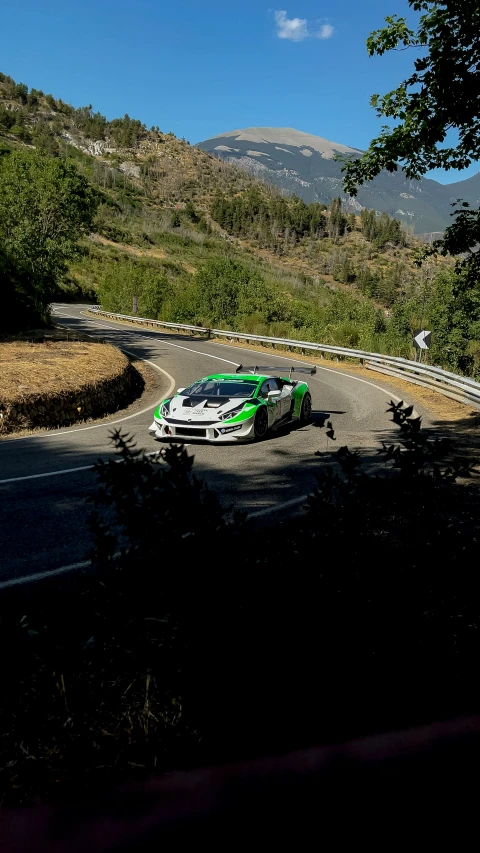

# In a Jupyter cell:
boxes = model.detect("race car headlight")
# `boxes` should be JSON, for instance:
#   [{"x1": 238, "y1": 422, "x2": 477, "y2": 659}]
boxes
[
  {"x1": 218, "y1": 403, "x2": 246, "y2": 421},
  {"x1": 160, "y1": 400, "x2": 171, "y2": 418}
]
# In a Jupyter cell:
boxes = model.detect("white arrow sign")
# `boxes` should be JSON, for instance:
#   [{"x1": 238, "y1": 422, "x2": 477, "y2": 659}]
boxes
[{"x1": 413, "y1": 330, "x2": 431, "y2": 350}]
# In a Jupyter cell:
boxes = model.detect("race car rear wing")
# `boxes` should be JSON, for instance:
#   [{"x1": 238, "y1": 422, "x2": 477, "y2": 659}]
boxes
[
  {"x1": 236, "y1": 364, "x2": 317, "y2": 378},
  {"x1": 287, "y1": 365, "x2": 317, "y2": 379}
]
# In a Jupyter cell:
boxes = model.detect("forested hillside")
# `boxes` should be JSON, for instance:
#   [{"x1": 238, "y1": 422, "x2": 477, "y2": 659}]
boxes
[{"x1": 1, "y1": 71, "x2": 479, "y2": 376}]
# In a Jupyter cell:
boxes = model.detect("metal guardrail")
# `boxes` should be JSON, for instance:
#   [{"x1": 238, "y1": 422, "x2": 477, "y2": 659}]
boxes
[{"x1": 87, "y1": 308, "x2": 480, "y2": 410}]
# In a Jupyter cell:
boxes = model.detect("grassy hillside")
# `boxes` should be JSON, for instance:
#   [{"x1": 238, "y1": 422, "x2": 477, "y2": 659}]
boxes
[{"x1": 2, "y1": 71, "x2": 478, "y2": 374}]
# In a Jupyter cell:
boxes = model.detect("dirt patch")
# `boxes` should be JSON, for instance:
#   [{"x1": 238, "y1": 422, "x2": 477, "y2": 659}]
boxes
[
  {"x1": 89, "y1": 233, "x2": 167, "y2": 260},
  {"x1": 0, "y1": 339, "x2": 144, "y2": 434},
  {"x1": 364, "y1": 366, "x2": 480, "y2": 422}
]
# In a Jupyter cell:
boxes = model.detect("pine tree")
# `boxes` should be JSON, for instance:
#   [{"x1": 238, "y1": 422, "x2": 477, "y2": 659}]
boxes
[{"x1": 328, "y1": 198, "x2": 346, "y2": 241}]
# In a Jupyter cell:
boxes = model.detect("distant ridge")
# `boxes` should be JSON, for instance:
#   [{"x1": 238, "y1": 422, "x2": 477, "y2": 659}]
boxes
[{"x1": 197, "y1": 127, "x2": 480, "y2": 234}]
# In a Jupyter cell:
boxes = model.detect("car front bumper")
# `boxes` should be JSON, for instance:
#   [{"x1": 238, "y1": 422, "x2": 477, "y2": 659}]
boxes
[{"x1": 148, "y1": 416, "x2": 256, "y2": 443}]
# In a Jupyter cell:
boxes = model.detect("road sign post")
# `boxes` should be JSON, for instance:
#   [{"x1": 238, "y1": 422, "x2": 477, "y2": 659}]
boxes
[{"x1": 413, "y1": 330, "x2": 431, "y2": 362}]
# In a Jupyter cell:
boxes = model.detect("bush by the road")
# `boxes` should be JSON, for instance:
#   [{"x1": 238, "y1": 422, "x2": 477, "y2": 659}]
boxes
[{"x1": 0, "y1": 408, "x2": 479, "y2": 804}]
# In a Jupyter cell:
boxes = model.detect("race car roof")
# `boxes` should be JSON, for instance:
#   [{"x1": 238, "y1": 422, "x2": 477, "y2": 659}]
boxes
[{"x1": 203, "y1": 373, "x2": 263, "y2": 381}]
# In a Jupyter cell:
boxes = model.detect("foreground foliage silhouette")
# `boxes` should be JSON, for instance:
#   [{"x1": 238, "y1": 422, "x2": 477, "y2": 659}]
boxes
[
  {"x1": 343, "y1": 1, "x2": 480, "y2": 288},
  {"x1": 0, "y1": 407, "x2": 479, "y2": 804}
]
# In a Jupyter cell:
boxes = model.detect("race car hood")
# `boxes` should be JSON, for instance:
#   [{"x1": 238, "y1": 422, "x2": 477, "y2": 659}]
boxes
[{"x1": 167, "y1": 394, "x2": 252, "y2": 422}]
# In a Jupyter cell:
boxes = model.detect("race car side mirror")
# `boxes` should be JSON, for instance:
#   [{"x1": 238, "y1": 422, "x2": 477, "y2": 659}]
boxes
[
  {"x1": 176, "y1": 387, "x2": 185, "y2": 394},
  {"x1": 267, "y1": 389, "x2": 281, "y2": 399}
]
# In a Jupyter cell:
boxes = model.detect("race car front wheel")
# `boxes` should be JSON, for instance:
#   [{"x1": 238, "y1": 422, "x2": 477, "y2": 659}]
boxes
[
  {"x1": 300, "y1": 392, "x2": 312, "y2": 424},
  {"x1": 254, "y1": 406, "x2": 269, "y2": 439}
]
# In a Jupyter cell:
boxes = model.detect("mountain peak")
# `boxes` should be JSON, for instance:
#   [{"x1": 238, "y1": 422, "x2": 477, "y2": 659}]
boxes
[{"x1": 208, "y1": 127, "x2": 363, "y2": 160}]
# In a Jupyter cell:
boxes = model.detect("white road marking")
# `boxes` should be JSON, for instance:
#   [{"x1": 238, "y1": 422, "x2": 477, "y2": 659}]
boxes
[
  {"x1": 0, "y1": 448, "x2": 187, "y2": 486},
  {"x1": 249, "y1": 495, "x2": 306, "y2": 518},
  {"x1": 0, "y1": 464, "x2": 96, "y2": 485},
  {"x1": 0, "y1": 492, "x2": 309, "y2": 588},
  {"x1": 55, "y1": 311, "x2": 240, "y2": 366},
  {"x1": 0, "y1": 560, "x2": 91, "y2": 589}
]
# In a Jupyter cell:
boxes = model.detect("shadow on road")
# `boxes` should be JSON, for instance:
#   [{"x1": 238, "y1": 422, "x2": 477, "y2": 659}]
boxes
[
  {"x1": 0, "y1": 408, "x2": 382, "y2": 584},
  {"x1": 0, "y1": 407, "x2": 464, "y2": 586},
  {"x1": 3, "y1": 305, "x2": 480, "y2": 583}
]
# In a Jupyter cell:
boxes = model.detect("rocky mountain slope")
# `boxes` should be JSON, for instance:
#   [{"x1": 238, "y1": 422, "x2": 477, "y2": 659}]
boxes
[{"x1": 197, "y1": 127, "x2": 480, "y2": 235}]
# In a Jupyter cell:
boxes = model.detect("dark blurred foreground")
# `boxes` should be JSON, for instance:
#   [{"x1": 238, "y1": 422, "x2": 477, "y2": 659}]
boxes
[
  {"x1": 2, "y1": 714, "x2": 479, "y2": 850},
  {"x1": 1, "y1": 413, "x2": 479, "y2": 809}
]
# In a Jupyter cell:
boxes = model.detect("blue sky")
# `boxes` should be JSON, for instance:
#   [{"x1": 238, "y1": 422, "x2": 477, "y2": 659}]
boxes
[{"x1": 1, "y1": 0, "x2": 477, "y2": 183}]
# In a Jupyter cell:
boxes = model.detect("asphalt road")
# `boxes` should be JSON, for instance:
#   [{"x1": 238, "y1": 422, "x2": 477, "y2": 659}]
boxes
[{"x1": 0, "y1": 304, "x2": 413, "y2": 585}]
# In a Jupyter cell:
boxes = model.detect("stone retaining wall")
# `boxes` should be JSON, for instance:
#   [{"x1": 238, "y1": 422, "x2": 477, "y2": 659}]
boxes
[{"x1": 0, "y1": 361, "x2": 144, "y2": 434}]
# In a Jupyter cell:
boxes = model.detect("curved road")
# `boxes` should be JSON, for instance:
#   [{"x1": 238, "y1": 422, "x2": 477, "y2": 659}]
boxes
[{"x1": 0, "y1": 305, "x2": 415, "y2": 585}]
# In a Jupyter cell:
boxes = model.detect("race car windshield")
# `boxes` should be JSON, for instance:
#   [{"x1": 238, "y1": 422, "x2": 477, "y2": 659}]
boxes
[{"x1": 183, "y1": 380, "x2": 259, "y2": 398}]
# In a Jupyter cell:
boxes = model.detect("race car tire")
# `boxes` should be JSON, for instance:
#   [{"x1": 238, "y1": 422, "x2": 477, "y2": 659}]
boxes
[
  {"x1": 299, "y1": 392, "x2": 312, "y2": 424},
  {"x1": 254, "y1": 406, "x2": 269, "y2": 439}
]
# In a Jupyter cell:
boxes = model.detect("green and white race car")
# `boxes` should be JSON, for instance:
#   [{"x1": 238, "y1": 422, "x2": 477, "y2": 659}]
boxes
[{"x1": 149, "y1": 365, "x2": 315, "y2": 443}]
